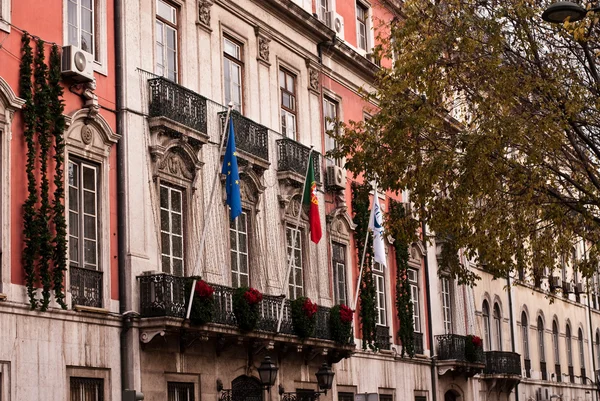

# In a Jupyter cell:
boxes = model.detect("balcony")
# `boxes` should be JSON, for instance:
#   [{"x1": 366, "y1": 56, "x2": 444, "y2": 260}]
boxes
[
  {"x1": 218, "y1": 111, "x2": 269, "y2": 168},
  {"x1": 276, "y1": 138, "x2": 321, "y2": 185},
  {"x1": 414, "y1": 332, "x2": 424, "y2": 355},
  {"x1": 435, "y1": 334, "x2": 485, "y2": 377},
  {"x1": 482, "y1": 351, "x2": 522, "y2": 392},
  {"x1": 148, "y1": 76, "x2": 208, "y2": 135},
  {"x1": 70, "y1": 266, "x2": 103, "y2": 308},
  {"x1": 375, "y1": 326, "x2": 391, "y2": 350},
  {"x1": 137, "y1": 273, "x2": 354, "y2": 360}
]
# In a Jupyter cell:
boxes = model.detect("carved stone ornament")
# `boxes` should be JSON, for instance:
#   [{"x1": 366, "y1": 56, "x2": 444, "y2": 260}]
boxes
[
  {"x1": 258, "y1": 36, "x2": 270, "y2": 63},
  {"x1": 156, "y1": 146, "x2": 197, "y2": 181},
  {"x1": 82, "y1": 79, "x2": 100, "y2": 123},
  {"x1": 309, "y1": 68, "x2": 319, "y2": 91},
  {"x1": 198, "y1": 0, "x2": 213, "y2": 26},
  {"x1": 81, "y1": 124, "x2": 93, "y2": 145}
]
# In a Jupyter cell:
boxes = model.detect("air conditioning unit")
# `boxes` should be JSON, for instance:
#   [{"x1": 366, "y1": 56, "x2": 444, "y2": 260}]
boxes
[
  {"x1": 326, "y1": 165, "x2": 346, "y2": 190},
  {"x1": 575, "y1": 282, "x2": 585, "y2": 294},
  {"x1": 326, "y1": 11, "x2": 345, "y2": 40},
  {"x1": 550, "y1": 276, "x2": 562, "y2": 290},
  {"x1": 563, "y1": 282, "x2": 575, "y2": 293},
  {"x1": 61, "y1": 45, "x2": 94, "y2": 82}
]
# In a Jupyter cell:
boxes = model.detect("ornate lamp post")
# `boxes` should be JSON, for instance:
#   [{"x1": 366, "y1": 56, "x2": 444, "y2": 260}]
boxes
[
  {"x1": 542, "y1": 1, "x2": 600, "y2": 23},
  {"x1": 258, "y1": 356, "x2": 279, "y2": 389},
  {"x1": 279, "y1": 364, "x2": 335, "y2": 401}
]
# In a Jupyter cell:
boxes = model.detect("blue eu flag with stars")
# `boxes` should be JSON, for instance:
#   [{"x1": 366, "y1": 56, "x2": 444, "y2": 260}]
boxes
[{"x1": 222, "y1": 117, "x2": 242, "y2": 220}]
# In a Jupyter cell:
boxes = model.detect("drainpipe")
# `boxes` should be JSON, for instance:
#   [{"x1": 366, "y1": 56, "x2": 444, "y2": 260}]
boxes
[
  {"x1": 507, "y1": 273, "x2": 518, "y2": 401},
  {"x1": 114, "y1": 0, "x2": 132, "y2": 394},
  {"x1": 583, "y1": 241, "x2": 598, "y2": 401},
  {"x1": 421, "y1": 219, "x2": 437, "y2": 401}
]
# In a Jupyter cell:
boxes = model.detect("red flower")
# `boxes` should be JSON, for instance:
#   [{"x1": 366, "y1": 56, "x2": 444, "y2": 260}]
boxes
[
  {"x1": 471, "y1": 335, "x2": 483, "y2": 348},
  {"x1": 244, "y1": 288, "x2": 263, "y2": 305},
  {"x1": 339, "y1": 304, "x2": 354, "y2": 323},
  {"x1": 302, "y1": 298, "x2": 318, "y2": 319},
  {"x1": 195, "y1": 280, "x2": 214, "y2": 299}
]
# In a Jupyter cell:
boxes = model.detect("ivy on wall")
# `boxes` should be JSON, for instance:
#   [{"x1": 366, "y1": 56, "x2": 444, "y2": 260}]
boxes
[
  {"x1": 351, "y1": 182, "x2": 377, "y2": 350},
  {"x1": 19, "y1": 34, "x2": 67, "y2": 310}
]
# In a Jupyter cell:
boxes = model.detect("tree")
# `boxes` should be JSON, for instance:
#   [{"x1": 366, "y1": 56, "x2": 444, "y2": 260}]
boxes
[{"x1": 334, "y1": 0, "x2": 600, "y2": 284}]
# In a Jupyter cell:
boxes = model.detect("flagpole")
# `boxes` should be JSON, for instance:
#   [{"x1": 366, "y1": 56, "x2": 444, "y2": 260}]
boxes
[
  {"x1": 352, "y1": 181, "x2": 377, "y2": 311},
  {"x1": 185, "y1": 103, "x2": 233, "y2": 320},
  {"x1": 276, "y1": 146, "x2": 314, "y2": 332}
]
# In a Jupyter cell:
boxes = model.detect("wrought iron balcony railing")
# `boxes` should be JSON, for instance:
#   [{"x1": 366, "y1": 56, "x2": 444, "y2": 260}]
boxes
[
  {"x1": 276, "y1": 138, "x2": 321, "y2": 182},
  {"x1": 218, "y1": 111, "x2": 269, "y2": 162},
  {"x1": 70, "y1": 266, "x2": 103, "y2": 308},
  {"x1": 375, "y1": 325, "x2": 391, "y2": 350},
  {"x1": 435, "y1": 334, "x2": 484, "y2": 363},
  {"x1": 148, "y1": 76, "x2": 208, "y2": 133},
  {"x1": 137, "y1": 273, "x2": 343, "y2": 341},
  {"x1": 414, "y1": 332, "x2": 424, "y2": 355},
  {"x1": 483, "y1": 351, "x2": 522, "y2": 376}
]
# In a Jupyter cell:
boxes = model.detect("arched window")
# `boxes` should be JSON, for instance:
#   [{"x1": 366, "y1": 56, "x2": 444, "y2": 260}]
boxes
[
  {"x1": 566, "y1": 324, "x2": 573, "y2": 366},
  {"x1": 522, "y1": 312, "x2": 529, "y2": 358},
  {"x1": 552, "y1": 321, "x2": 560, "y2": 364},
  {"x1": 482, "y1": 301, "x2": 491, "y2": 351},
  {"x1": 596, "y1": 330, "x2": 600, "y2": 367},
  {"x1": 578, "y1": 328, "x2": 585, "y2": 372},
  {"x1": 538, "y1": 317, "x2": 545, "y2": 362},
  {"x1": 493, "y1": 303, "x2": 502, "y2": 351}
]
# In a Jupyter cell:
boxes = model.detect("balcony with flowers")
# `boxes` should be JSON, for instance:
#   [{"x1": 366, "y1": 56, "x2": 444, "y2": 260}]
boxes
[
  {"x1": 435, "y1": 334, "x2": 485, "y2": 377},
  {"x1": 136, "y1": 273, "x2": 355, "y2": 362}
]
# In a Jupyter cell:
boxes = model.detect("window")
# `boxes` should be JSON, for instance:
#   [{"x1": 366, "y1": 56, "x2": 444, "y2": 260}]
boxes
[
  {"x1": 280, "y1": 68, "x2": 297, "y2": 139},
  {"x1": 379, "y1": 395, "x2": 393, "y2": 401},
  {"x1": 68, "y1": 159, "x2": 99, "y2": 271},
  {"x1": 230, "y1": 211, "x2": 249, "y2": 288},
  {"x1": 223, "y1": 36, "x2": 243, "y2": 113},
  {"x1": 160, "y1": 183, "x2": 184, "y2": 276},
  {"x1": 538, "y1": 317, "x2": 545, "y2": 362},
  {"x1": 67, "y1": 0, "x2": 96, "y2": 57},
  {"x1": 168, "y1": 382, "x2": 195, "y2": 401},
  {"x1": 0, "y1": 0, "x2": 10, "y2": 32},
  {"x1": 70, "y1": 377, "x2": 104, "y2": 401},
  {"x1": 356, "y1": 2, "x2": 368, "y2": 51},
  {"x1": 566, "y1": 324, "x2": 573, "y2": 367},
  {"x1": 324, "y1": 97, "x2": 340, "y2": 166},
  {"x1": 155, "y1": 0, "x2": 178, "y2": 82},
  {"x1": 317, "y1": 0, "x2": 329, "y2": 23},
  {"x1": 596, "y1": 331, "x2": 600, "y2": 367},
  {"x1": 374, "y1": 263, "x2": 386, "y2": 326},
  {"x1": 522, "y1": 312, "x2": 529, "y2": 360},
  {"x1": 441, "y1": 277, "x2": 452, "y2": 334},
  {"x1": 287, "y1": 226, "x2": 303, "y2": 300},
  {"x1": 332, "y1": 242, "x2": 347, "y2": 306},
  {"x1": 338, "y1": 393, "x2": 354, "y2": 401},
  {"x1": 578, "y1": 328, "x2": 585, "y2": 370},
  {"x1": 408, "y1": 268, "x2": 420, "y2": 332},
  {"x1": 482, "y1": 301, "x2": 491, "y2": 351},
  {"x1": 553, "y1": 321, "x2": 560, "y2": 364},
  {"x1": 493, "y1": 303, "x2": 502, "y2": 351}
]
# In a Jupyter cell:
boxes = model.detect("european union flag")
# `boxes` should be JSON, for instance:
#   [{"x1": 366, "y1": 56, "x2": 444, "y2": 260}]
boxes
[{"x1": 222, "y1": 117, "x2": 242, "y2": 220}]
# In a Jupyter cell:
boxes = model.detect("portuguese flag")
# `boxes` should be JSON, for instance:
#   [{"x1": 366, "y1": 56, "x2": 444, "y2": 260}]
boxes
[{"x1": 303, "y1": 153, "x2": 322, "y2": 243}]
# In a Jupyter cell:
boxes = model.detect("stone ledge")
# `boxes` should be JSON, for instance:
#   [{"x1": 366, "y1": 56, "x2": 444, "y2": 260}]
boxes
[
  {"x1": 0, "y1": 293, "x2": 6, "y2": 301},
  {"x1": 73, "y1": 305, "x2": 110, "y2": 314}
]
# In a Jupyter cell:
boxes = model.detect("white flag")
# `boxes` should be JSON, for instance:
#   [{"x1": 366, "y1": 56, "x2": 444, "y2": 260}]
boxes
[{"x1": 368, "y1": 188, "x2": 387, "y2": 268}]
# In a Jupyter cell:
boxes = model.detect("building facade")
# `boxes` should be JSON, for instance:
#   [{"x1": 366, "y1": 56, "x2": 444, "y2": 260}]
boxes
[{"x1": 1, "y1": 1, "x2": 600, "y2": 401}]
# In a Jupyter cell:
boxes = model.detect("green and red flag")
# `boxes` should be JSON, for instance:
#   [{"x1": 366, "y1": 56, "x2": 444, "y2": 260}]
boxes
[{"x1": 303, "y1": 153, "x2": 322, "y2": 243}]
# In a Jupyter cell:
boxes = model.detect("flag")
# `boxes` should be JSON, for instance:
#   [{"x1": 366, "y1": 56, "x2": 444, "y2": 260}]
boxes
[
  {"x1": 222, "y1": 118, "x2": 242, "y2": 220},
  {"x1": 368, "y1": 188, "x2": 387, "y2": 267},
  {"x1": 303, "y1": 153, "x2": 322, "y2": 243}
]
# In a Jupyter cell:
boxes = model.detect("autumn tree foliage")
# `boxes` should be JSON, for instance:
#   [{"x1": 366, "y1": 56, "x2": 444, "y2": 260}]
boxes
[{"x1": 334, "y1": 0, "x2": 600, "y2": 284}]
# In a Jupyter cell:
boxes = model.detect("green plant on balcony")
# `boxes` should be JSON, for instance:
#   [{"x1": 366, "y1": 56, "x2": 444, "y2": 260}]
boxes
[
  {"x1": 465, "y1": 335, "x2": 483, "y2": 362},
  {"x1": 189, "y1": 279, "x2": 215, "y2": 325},
  {"x1": 330, "y1": 304, "x2": 354, "y2": 344},
  {"x1": 233, "y1": 287, "x2": 263, "y2": 332},
  {"x1": 291, "y1": 297, "x2": 318, "y2": 339}
]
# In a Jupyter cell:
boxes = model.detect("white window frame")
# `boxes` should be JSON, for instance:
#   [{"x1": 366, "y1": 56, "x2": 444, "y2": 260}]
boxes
[
  {"x1": 63, "y1": 0, "x2": 108, "y2": 75},
  {"x1": 223, "y1": 36, "x2": 243, "y2": 113},
  {"x1": 441, "y1": 277, "x2": 452, "y2": 334},
  {"x1": 522, "y1": 313, "x2": 529, "y2": 360},
  {"x1": 374, "y1": 263, "x2": 386, "y2": 326},
  {"x1": 317, "y1": 0, "x2": 329, "y2": 23},
  {"x1": 537, "y1": 317, "x2": 545, "y2": 363},
  {"x1": 230, "y1": 211, "x2": 249, "y2": 288},
  {"x1": 0, "y1": 0, "x2": 10, "y2": 33},
  {"x1": 323, "y1": 97, "x2": 341, "y2": 167},
  {"x1": 332, "y1": 242, "x2": 347, "y2": 306},
  {"x1": 160, "y1": 183, "x2": 185, "y2": 276},
  {"x1": 408, "y1": 268, "x2": 420, "y2": 333},
  {"x1": 279, "y1": 68, "x2": 297, "y2": 139},
  {"x1": 553, "y1": 321, "x2": 560, "y2": 364},
  {"x1": 68, "y1": 159, "x2": 100, "y2": 272},
  {"x1": 287, "y1": 226, "x2": 303, "y2": 300},
  {"x1": 493, "y1": 303, "x2": 502, "y2": 351},
  {"x1": 482, "y1": 301, "x2": 491, "y2": 351},
  {"x1": 155, "y1": 0, "x2": 178, "y2": 82},
  {"x1": 355, "y1": 1, "x2": 369, "y2": 52}
]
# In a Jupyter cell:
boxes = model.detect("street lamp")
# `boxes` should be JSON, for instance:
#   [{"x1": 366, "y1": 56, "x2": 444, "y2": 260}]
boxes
[
  {"x1": 542, "y1": 1, "x2": 600, "y2": 23},
  {"x1": 257, "y1": 356, "x2": 279, "y2": 389},
  {"x1": 314, "y1": 364, "x2": 335, "y2": 394}
]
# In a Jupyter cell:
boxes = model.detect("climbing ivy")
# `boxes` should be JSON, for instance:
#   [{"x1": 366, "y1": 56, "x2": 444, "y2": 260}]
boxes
[{"x1": 351, "y1": 182, "x2": 377, "y2": 350}]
